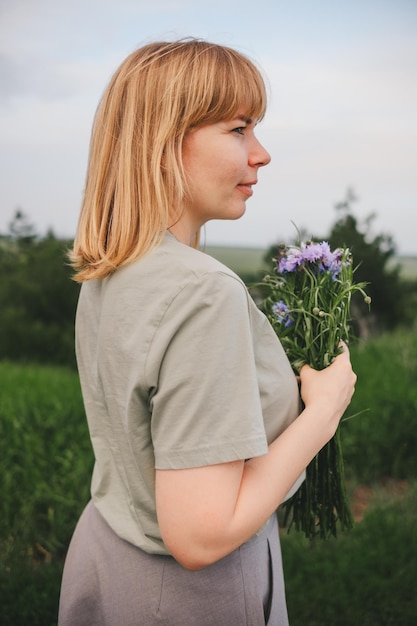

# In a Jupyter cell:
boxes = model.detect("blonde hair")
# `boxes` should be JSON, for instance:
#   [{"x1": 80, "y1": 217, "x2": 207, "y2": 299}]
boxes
[{"x1": 70, "y1": 38, "x2": 267, "y2": 282}]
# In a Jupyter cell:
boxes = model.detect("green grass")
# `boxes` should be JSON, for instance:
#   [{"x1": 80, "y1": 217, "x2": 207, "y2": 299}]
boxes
[
  {"x1": 0, "y1": 560, "x2": 63, "y2": 626},
  {"x1": 387, "y1": 255, "x2": 417, "y2": 280},
  {"x1": 205, "y1": 244, "x2": 268, "y2": 277},
  {"x1": 0, "y1": 362, "x2": 93, "y2": 563},
  {"x1": 342, "y1": 328, "x2": 417, "y2": 483},
  {"x1": 282, "y1": 482, "x2": 417, "y2": 626},
  {"x1": 0, "y1": 362, "x2": 92, "y2": 625}
]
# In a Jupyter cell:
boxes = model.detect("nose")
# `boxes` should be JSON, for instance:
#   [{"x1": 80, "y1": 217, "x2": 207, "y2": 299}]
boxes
[{"x1": 249, "y1": 136, "x2": 271, "y2": 168}]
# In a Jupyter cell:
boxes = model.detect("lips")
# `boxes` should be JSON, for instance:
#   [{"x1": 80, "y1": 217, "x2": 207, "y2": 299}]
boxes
[{"x1": 237, "y1": 181, "x2": 256, "y2": 197}]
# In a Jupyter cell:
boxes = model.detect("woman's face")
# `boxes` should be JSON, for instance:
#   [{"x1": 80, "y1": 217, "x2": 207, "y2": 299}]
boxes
[{"x1": 178, "y1": 113, "x2": 271, "y2": 238}]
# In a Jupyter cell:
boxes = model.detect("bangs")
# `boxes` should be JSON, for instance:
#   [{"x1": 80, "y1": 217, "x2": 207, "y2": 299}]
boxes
[{"x1": 183, "y1": 43, "x2": 268, "y2": 127}]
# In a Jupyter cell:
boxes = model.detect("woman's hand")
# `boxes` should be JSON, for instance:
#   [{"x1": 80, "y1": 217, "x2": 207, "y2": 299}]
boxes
[{"x1": 299, "y1": 342, "x2": 357, "y2": 436}]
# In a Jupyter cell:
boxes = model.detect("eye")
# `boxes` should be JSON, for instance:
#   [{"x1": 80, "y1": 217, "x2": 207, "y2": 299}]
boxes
[{"x1": 232, "y1": 127, "x2": 246, "y2": 135}]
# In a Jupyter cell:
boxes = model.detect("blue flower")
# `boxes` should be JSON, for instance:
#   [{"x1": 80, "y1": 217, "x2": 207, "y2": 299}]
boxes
[{"x1": 272, "y1": 300, "x2": 293, "y2": 327}]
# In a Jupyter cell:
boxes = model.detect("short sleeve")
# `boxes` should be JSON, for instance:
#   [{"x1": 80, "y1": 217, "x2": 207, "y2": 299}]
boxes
[{"x1": 146, "y1": 271, "x2": 269, "y2": 469}]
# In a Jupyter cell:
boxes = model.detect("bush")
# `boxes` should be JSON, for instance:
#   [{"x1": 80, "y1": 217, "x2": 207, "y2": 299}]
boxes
[{"x1": 0, "y1": 213, "x2": 80, "y2": 369}]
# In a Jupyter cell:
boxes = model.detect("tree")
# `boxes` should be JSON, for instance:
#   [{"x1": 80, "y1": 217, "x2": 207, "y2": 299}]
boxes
[
  {"x1": 327, "y1": 188, "x2": 407, "y2": 332},
  {"x1": 7, "y1": 209, "x2": 37, "y2": 243},
  {"x1": 261, "y1": 188, "x2": 414, "y2": 334},
  {"x1": 0, "y1": 210, "x2": 80, "y2": 367}
]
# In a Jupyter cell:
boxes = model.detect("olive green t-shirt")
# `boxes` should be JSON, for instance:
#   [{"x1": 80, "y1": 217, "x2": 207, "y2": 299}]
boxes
[{"x1": 75, "y1": 232, "x2": 302, "y2": 555}]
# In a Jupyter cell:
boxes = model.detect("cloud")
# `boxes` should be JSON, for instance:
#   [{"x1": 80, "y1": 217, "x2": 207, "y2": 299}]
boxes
[
  {"x1": 0, "y1": 0, "x2": 202, "y2": 104},
  {"x1": 262, "y1": 31, "x2": 417, "y2": 134},
  {"x1": 0, "y1": 0, "x2": 416, "y2": 253}
]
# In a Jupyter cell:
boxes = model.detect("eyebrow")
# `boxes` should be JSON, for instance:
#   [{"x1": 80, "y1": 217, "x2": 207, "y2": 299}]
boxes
[{"x1": 236, "y1": 114, "x2": 253, "y2": 125}]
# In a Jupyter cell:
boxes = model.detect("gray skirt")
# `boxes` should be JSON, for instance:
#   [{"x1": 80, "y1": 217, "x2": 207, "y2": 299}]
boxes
[{"x1": 58, "y1": 501, "x2": 289, "y2": 626}]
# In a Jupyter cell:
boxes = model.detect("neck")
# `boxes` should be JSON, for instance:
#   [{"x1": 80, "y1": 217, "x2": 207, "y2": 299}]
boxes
[{"x1": 168, "y1": 222, "x2": 200, "y2": 247}]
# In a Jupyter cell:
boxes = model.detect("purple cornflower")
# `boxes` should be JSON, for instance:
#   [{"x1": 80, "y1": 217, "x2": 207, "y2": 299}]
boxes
[
  {"x1": 278, "y1": 241, "x2": 345, "y2": 280},
  {"x1": 301, "y1": 241, "x2": 326, "y2": 263},
  {"x1": 277, "y1": 248, "x2": 304, "y2": 273},
  {"x1": 312, "y1": 242, "x2": 343, "y2": 276},
  {"x1": 317, "y1": 244, "x2": 344, "y2": 278},
  {"x1": 272, "y1": 300, "x2": 293, "y2": 327}
]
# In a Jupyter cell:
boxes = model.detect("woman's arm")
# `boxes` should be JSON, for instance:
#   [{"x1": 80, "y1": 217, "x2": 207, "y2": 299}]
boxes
[{"x1": 156, "y1": 344, "x2": 356, "y2": 570}]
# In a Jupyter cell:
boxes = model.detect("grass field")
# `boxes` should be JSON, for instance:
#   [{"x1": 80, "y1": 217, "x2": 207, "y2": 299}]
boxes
[
  {"x1": 205, "y1": 244, "x2": 417, "y2": 279},
  {"x1": 204, "y1": 244, "x2": 268, "y2": 275},
  {"x1": 388, "y1": 255, "x2": 417, "y2": 279}
]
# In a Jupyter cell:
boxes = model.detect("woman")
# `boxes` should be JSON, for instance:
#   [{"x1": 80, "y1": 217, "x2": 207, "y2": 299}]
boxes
[{"x1": 59, "y1": 39, "x2": 356, "y2": 625}]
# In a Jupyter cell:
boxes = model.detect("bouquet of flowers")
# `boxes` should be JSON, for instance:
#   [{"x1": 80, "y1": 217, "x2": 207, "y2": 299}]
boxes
[{"x1": 261, "y1": 240, "x2": 371, "y2": 539}]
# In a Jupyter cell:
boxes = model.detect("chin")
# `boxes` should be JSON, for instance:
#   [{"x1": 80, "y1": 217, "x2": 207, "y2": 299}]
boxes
[
  {"x1": 225, "y1": 204, "x2": 247, "y2": 221},
  {"x1": 207, "y1": 204, "x2": 247, "y2": 223},
  {"x1": 233, "y1": 207, "x2": 247, "y2": 220}
]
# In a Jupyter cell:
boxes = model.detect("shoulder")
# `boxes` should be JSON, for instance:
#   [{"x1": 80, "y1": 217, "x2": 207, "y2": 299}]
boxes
[
  {"x1": 152, "y1": 232, "x2": 243, "y2": 284},
  {"x1": 79, "y1": 232, "x2": 252, "y2": 322},
  {"x1": 110, "y1": 232, "x2": 246, "y2": 297}
]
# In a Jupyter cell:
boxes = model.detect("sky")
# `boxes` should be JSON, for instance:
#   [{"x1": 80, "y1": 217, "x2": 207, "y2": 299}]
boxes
[{"x1": 1, "y1": 0, "x2": 416, "y2": 254}]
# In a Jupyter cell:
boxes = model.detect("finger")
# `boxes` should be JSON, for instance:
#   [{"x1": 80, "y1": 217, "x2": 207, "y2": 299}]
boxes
[
  {"x1": 337, "y1": 341, "x2": 352, "y2": 360},
  {"x1": 299, "y1": 363, "x2": 311, "y2": 375}
]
